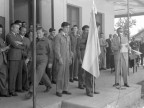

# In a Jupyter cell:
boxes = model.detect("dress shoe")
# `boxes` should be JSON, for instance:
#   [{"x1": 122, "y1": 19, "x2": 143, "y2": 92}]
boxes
[
  {"x1": 62, "y1": 91, "x2": 72, "y2": 95},
  {"x1": 78, "y1": 85, "x2": 84, "y2": 89},
  {"x1": 124, "y1": 83, "x2": 130, "y2": 87},
  {"x1": 73, "y1": 78, "x2": 78, "y2": 81},
  {"x1": 52, "y1": 80, "x2": 56, "y2": 84},
  {"x1": 0, "y1": 94, "x2": 11, "y2": 97},
  {"x1": 10, "y1": 92, "x2": 18, "y2": 96},
  {"x1": 44, "y1": 86, "x2": 51, "y2": 92},
  {"x1": 25, "y1": 91, "x2": 33, "y2": 99},
  {"x1": 56, "y1": 92, "x2": 62, "y2": 97},
  {"x1": 87, "y1": 93, "x2": 93, "y2": 97},
  {"x1": 113, "y1": 83, "x2": 119, "y2": 87},
  {"x1": 94, "y1": 91, "x2": 100, "y2": 94},
  {"x1": 102, "y1": 68, "x2": 107, "y2": 70},
  {"x1": 17, "y1": 90, "x2": 24, "y2": 93},
  {"x1": 69, "y1": 79, "x2": 74, "y2": 83}
]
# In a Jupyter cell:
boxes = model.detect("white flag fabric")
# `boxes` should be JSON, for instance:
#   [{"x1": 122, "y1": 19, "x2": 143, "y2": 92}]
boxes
[{"x1": 82, "y1": 1, "x2": 101, "y2": 78}]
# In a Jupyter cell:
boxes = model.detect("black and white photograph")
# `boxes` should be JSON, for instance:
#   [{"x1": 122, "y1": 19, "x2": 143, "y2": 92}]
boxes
[{"x1": 0, "y1": 0, "x2": 144, "y2": 108}]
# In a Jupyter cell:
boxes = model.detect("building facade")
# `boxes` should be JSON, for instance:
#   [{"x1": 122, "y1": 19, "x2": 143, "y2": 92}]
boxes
[{"x1": 0, "y1": 0, "x2": 114, "y2": 39}]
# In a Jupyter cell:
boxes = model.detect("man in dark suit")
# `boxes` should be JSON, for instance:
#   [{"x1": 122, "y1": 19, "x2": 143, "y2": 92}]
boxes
[
  {"x1": 0, "y1": 24, "x2": 10, "y2": 97},
  {"x1": 17, "y1": 27, "x2": 30, "y2": 92},
  {"x1": 47, "y1": 28, "x2": 56, "y2": 84},
  {"x1": 106, "y1": 34, "x2": 114, "y2": 70},
  {"x1": 6, "y1": 23, "x2": 24, "y2": 96}
]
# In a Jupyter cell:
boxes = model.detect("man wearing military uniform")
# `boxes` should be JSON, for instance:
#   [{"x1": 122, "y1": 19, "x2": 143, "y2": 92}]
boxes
[
  {"x1": 77, "y1": 25, "x2": 89, "y2": 89},
  {"x1": 47, "y1": 28, "x2": 57, "y2": 84},
  {"x1": 55, "y1": 22, "x2": 72, "y2": 97},
  {"x1": 69, "y1": 25, "x2": 79, "y2": 82},
  {"x1": 26, "y1": 27, "x2": 53, "y2": 99}
]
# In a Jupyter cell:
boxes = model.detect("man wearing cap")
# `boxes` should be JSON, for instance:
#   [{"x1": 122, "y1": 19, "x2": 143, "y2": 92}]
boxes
[
  {"x1": 55, "y1": 22, "x2": 72, "y2": 97},
  {"x1": 47, "y1": 28, "x2": 57, "y2": 84}
]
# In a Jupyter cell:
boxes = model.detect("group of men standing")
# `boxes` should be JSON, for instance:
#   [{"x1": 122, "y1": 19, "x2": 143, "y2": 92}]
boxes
[
  {"x1": 0, "y1": 21, "x2": 31, "y2": 97},
  {"x1": 0, "y1": 19, "x2": 130, "y2": 99}
]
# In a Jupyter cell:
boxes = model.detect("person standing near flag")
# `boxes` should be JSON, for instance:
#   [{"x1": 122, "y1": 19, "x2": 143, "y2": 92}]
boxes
[
  {"x1": 99, "y1": 33, "x2": 107, "y2": 70},
  {"x1": 82, "y1": 0, "x2": 101, "y2": 97},
  {"x1": 77, "y1": 25, "x2": 89, "y2": 89},
  {"x1": 111, "y1": 28, "x2": 130, "y2": 87}
]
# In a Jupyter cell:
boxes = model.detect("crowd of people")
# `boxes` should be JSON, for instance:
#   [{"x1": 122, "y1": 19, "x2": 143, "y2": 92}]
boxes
[{"x1": 0, "y1": 20, "x2": 143, "y2": 99}]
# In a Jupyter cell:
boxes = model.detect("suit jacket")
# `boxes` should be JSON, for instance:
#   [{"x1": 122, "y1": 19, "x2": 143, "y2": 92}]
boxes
[
  {"x1": 106, "y1": 38, "x2": 112, "y2": 54},
  {"x1": 0, "y1": 37, "x2": 7, "y2": 66},
  {"x1": 6, "y1": 32, "x2": 24, "y2": 60},
  {"x1": 20, "y1": 35, "x2": 31, "y2": 59},
  {"x1": 111, "y1": 36, "x2": 120, "y2": 55}
]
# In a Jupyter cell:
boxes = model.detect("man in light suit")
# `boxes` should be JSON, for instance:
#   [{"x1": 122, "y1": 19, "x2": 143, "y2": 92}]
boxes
[
  {"x1": 111, "y1": 28, "x2": 129, "y2": 87},
  {"x1": 6, "y1": 23, "x2": 24, "y2": 96}
]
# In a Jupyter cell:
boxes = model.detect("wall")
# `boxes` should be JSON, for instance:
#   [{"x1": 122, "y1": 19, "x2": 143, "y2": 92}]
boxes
[
  {"x1": 40, "y1": 0, "x2": 114, "y2": 37},
  {"x1": 14, "y1": 0, "x2": 29, "y2": 28},
  {"x1": 95, "y1": 0, "x2": 115, "y2": 38},
  {"x1": 53, "y1": 0, "x2": 92, "y2": 33},
  {"x1": 41, "y1": 0, "x2": 52, "y2": 32},
  {"x1": 52, "y1": 0, "x2": 114, "y2": 38},
  {"x1": 0, "y1": 0, "x2": 9, "y2": 35}
]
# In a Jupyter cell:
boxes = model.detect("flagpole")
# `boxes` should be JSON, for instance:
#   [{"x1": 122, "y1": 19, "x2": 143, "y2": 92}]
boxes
[
  {"x1": 127, "y1": 0, "x2": 130, "y2": 75},
  {"x1": 33, "y1": 0, "x2": 37, "y2": 108}
]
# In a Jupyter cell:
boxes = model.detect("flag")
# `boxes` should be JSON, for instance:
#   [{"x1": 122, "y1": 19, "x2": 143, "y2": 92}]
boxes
[{"x1": 82, "y1": 0, "x2": 101, "y2": 78}]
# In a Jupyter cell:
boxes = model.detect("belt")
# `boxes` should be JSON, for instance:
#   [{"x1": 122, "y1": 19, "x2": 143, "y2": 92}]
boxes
[{"x1": 37, "y1": 53, "x2": 47, "y2": 55}]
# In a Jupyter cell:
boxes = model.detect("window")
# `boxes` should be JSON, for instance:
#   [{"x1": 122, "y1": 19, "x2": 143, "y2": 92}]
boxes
[{"x1": 67, "y1": 5, "x2": 80, "y2": 28}]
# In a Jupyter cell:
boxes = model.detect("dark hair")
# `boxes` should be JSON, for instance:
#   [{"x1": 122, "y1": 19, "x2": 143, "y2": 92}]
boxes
[
  {"x1": 15, "y1": 20, "x2": 22, "y2": 24},
  {"x1": 59, "y1": 28, "x2": 63, "y2": 33},
  {"x1": 117, "y1": 27, "x2": 122, "y2": 33},
  {"x1": 22, "y1": 21, "x2": 26, "y2": 24},
  {"x1": 0, "y1": 24, "x2": 3, "y2": 28},
  {"x1": 49, "y1": 28, "x2": 55, "y2": 32},
  {"x1": 82, "y1": 25, "x2": 89, "y2": 31},
  {"x1": 10, "y1": 23, "x2": 19, "y2": 28},
  {"x1": 19, "y1": 26, "x2": 26, "y2": 31},
  {"x1": 61, "y1": 22, "x2": 70, "y2": 27},
  {"x1": 37, "y1": 27, "x2": 43, "y2": 31},
  {"x1": 73, "y1": 25, "x2": 78, "y2": 28}
]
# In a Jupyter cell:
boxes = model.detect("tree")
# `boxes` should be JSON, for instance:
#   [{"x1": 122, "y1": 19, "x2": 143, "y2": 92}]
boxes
[{"x1": 115, "y1": 17, "x2": 136, "y2": 36}]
